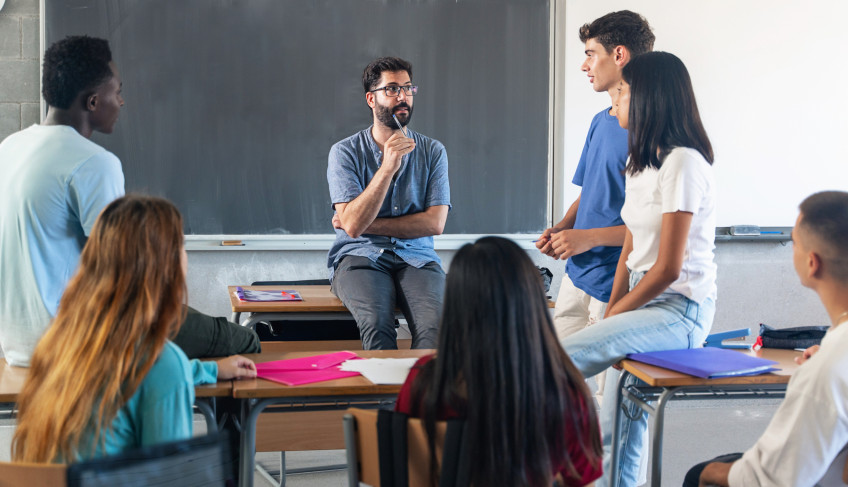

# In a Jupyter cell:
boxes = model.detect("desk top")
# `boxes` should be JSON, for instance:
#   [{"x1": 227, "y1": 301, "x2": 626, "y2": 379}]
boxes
[
  {"x1": 620, "y1": 348, "x2": 801, "y2": 387},
  {"x1": 229, "y1": 285, "x2": 347, "y2": 313},
  {"x1": 232, "y1": 349, "x2": 433, "y2": 399},
  {"x1": 229, "y1": 284, "x2": 556, "y2": 313},
  {"x1": 0, "y1": 359, "x2": 232, "y2": 401},
  {"x1": 0, "y1": 361, "x2": 28, "y2": 403}
]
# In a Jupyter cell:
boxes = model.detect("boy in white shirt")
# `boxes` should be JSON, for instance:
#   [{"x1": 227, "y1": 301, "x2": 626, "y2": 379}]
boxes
[{"x1": 689, "y1": 190, "x2": 848, "y2": 487}]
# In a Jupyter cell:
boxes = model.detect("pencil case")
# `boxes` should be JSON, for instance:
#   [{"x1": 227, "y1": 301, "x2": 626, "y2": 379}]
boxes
[{"x1": 756, "y1": 323, "x2": 828, "y2": 350}]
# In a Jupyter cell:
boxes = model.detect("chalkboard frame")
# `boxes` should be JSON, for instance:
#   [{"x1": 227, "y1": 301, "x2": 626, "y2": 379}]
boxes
[{"x1": 42, "y1": 0, "x2": 559, "y2": 241}]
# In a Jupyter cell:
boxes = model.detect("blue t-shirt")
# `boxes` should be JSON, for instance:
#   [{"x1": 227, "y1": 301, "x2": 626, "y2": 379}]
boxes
[
  {"x1": 566, "y1": 108, "x2": 628, "y2": 302},
  {"x1": 0, "y1": 125, "x2": 125, "y2": 366},
  {"x1": 326, "y1": 127, "x2": 451, "y2": 280},
  {"x1": 77, "y1": 342, "x2": 218, "y2": 461}
]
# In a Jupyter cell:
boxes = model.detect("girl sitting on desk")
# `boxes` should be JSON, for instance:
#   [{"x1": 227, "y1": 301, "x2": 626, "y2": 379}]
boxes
[
  {"x1": 396, "y1": 236, "x2": 602, "y2": 486},
  {"x1": 561, "y1": 51, "x2": 717, "y2": 486},
  {"x1": 12, "y1": 195, "x2": 255, "y2": 462}
]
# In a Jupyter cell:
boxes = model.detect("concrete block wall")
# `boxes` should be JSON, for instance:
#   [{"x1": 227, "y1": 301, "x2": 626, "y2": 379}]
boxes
[{"x1": 0, "y1": 0, "x2": 40, "y2": 141}]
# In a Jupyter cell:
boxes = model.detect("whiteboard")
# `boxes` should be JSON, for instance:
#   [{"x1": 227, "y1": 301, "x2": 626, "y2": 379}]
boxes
[{"x1": 561, "y1": 0, "x2": 848, "y2": 227}]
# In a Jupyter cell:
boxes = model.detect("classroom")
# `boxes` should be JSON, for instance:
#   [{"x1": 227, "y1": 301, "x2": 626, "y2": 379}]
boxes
[{"x1": 0, "y1": 0, "x2": 846, "y2": 485}]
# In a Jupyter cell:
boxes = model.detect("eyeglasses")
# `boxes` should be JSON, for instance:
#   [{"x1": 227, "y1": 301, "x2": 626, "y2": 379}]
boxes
[{"x1": 369, "y1": 85, "x2": 418, "y2": 97}]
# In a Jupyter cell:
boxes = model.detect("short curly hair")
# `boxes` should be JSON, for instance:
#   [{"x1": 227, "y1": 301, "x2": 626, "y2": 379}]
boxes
[
  {"x1": 362, "y1": 57, "x2": 412, "y2": 93},
  {"x1": 579, "y1": 10, "x2": 654, "y2": 57},
  {"x1": 42, "y1": 36, "x2": 113, "y2": 110}
]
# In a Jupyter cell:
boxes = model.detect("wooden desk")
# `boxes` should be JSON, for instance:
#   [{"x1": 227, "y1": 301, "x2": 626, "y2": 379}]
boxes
[
  {"x1": 0, "y1": 361, "x2": 27, "y2": 404},
  {"x1": 612, "y1": 348, "x2": 800, "y2": 487},
  {"x1": 233, "y1": 348, "x2": 433, "y2": 487},
  {"x1": 229, "y1": 284, "x2": 555, "y2": 331},
  {"x1": 228, "y1": 285, "x2": 356, "y2": 331},
  {"x1": 0, "y1": 359, "x2": 228, "y2": 432}
]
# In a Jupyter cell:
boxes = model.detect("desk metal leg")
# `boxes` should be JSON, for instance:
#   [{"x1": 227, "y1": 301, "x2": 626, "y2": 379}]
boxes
[
  {"x1": 240, "y1": 397, "x2": 279, "y2": 487},
  {"x1": 609, "y1": 370, "x2": 630, "y2": 487},
  {"x1": 195, "y1": 397, "x2": 218, "y2": 432},
  {"x1": 233, "y1": 311, "x2": 242, "y2": 325},
  {"x1": 649, "y1": 387, "x2": 678, "y2": 487}
]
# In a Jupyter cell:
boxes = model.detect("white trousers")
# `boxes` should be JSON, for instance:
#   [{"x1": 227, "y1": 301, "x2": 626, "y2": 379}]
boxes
[{"x1": 554, "y1": 273, "x2": 608, "y2": 397}]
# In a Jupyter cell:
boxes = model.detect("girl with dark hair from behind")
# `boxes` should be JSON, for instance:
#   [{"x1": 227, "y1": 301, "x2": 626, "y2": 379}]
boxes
[
  {"x1": 12, "y1": 195, "x2": 256, "y2": 463},
  {"x1": 395, "y1": 236, "x2": 603, "y2": 486},
  {"x1": 561, "y1": 51, "x2": 717, "y2": 487}
]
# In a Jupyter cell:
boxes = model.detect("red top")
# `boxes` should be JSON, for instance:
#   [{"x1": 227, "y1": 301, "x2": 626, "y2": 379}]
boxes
[{"x1": 395, "y1": 355, "x2": 602, "y2": 486}]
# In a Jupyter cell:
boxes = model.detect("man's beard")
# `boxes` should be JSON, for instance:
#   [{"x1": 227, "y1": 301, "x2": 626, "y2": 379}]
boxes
[{"x1": 375, "y1": 102, "x2": 413, "y2": 129}]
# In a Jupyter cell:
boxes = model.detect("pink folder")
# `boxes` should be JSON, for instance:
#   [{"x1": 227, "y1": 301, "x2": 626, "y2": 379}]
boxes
[
  {"x1": 256, "y1": 351, "x2": 361, "y2": 386},
  {"x1": 258, "y1": 367, "x2": 362, "y2": 386},
  {"x1": 256, "y1": 351, "x2": 358, "y2": 372}
]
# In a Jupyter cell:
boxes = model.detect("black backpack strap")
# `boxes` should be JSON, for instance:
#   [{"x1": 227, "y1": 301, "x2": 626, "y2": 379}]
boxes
[
  {"x1": 439, "y1": 419, "x2": 469, "y2": 487},
  {"x1": 392, "y1": 412, "x2": 410, "y2": 487},
  {"x1": 377, "y1": 409, "x2": 396, "y2": 487}
]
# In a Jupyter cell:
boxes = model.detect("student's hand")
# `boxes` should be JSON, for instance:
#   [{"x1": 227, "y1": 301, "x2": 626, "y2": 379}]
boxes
[
  {"x1": 550, "y1": 229, "x2": 594, "y2": 260},
  {"x1": 536, "y1": 228, "x2": 556, "y2": 256},
  {"x1": 381, "y1": 132, "x2": 415, "y2": 175},
  {"x1": 794, "y1": 345, "x2": 820, "y2": 365},
  {"x1": 699, "y1": 460, "x2": 733, "y2": 486},
  {"x1": 216, "y1": 355, "x2": 257, "y2": 380},
  {"x1": 332, "y1": 213, "x2": 342, "y2": 229}
]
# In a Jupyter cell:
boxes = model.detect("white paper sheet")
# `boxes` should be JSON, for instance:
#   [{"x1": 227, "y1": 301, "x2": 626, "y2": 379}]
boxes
[{"x1": 338, "y1": 358, "x2": 420, "y2": 385}]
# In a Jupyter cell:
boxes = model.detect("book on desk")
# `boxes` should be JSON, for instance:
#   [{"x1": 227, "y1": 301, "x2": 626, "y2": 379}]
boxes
[
  {"x1": 627, "y1": 347, "x2": 779, "y2": 379},
  {"x1": 235, "y1": 286, "x2": 303, "y2": 302}
]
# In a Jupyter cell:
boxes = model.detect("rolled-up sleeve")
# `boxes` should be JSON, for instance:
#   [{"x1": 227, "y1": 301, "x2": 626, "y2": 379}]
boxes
[
  {"x1": 68, "y1": 152, "x2": 125, "y2": 236},
  {"x1": 328, "y1": 143, "x2": 363, "y2": 207},
  {"x1": 425, "y1": 142, "x2": 450, "y2": 209}
]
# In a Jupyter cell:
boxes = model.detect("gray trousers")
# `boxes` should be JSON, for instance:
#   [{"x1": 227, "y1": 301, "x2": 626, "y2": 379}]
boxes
[
  {"x1": 331, "y1": 253, "x2": 445, "y2": 350},
  {"x1": 173, "y1": 306, "x2": 261, "y2": 358}
]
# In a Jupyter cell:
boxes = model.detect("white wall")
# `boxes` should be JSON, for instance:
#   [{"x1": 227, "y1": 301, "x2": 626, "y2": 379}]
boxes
[
  {"x1": 186, "y1": 240, "x2": 829, "y2": 336},
  {"x1": 561, "y1": 0, "x2": 848, "y2": 226}
]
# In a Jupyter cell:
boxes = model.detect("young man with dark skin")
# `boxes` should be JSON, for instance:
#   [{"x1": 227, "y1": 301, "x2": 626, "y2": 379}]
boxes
[
  {"x1": 0, "y1": 35, "x2": 259, "y2": 367},
  {"x1": 328, "y1": 56, "x2": 450, "y2": 350},
  {"x1": 687, "y1": 191, "x2": 848, "y2": 487},
  {"x1": 536, "y1": 10, "x2": 654, "y2": 401}
]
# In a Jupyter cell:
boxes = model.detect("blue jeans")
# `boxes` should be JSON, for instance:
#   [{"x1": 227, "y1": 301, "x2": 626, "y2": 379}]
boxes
[{"x1": 561, "y1": 271, "x2": 715, "y2": 487}]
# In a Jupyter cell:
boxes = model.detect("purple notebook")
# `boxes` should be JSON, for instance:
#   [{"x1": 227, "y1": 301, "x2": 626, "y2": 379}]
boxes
[{"x1": 627, "y1": 348, "x2": 779, "y2": 378}]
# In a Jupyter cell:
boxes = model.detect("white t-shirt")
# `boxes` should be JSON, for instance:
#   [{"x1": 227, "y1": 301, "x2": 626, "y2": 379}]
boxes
[
  {"x1": 620, "y1": 147, "x2": 717, "y2": 303},
  {"x1": 728, "y1": 322, "x2": 848, "y2": 486},
  {"x1": 0, "y1": 125, "x2": 124, "y2": 366}
]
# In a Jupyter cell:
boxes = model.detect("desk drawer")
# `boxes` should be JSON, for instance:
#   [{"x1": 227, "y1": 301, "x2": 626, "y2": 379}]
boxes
[{"x1": 256, "y1": 410, "x2": 346, "y2": 451}]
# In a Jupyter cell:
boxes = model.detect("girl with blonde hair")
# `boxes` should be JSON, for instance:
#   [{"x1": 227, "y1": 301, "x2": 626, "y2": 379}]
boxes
[{"x1": 12, "y1": 195, "x2": 255, "y2": 462}]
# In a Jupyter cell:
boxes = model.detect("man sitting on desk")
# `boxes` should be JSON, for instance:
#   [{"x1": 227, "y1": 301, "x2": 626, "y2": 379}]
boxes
[
  {"x1": 687, "y1": 190, "x2": 848, "y2": 486},
  {"x1": 327, "y1": 56, "x2": 450, "y2": 350}
]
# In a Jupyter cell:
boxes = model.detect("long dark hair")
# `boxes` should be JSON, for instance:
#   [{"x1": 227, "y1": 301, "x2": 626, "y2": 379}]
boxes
[
  {"x1": 623, "y1": 51, "x2": 713, "y2": 175},
  {"x1": 410, "y1": 237, "x2": 601, "y2": 486}
]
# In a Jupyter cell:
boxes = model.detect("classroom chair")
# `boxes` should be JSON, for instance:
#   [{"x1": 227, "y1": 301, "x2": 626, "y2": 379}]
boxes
[
  {"x1": 343, "y1": 408, "x2": 469, "y2": 487},
  {"x1": 0, "y1": 432, "x2": 231, "y2": 487}
]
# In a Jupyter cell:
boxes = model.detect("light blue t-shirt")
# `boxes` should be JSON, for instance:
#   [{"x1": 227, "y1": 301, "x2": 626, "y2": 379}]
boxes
[
  {"x1": 0, "y1": 124, "x2": 125, "y2": 366},
  {"x1": 566, "y1": 108, "x2": 628, "y2": 302},
  {"x1": 77, "y1": 341, "x2": 218, "y2": 460},
  {"x1": 326, "y1": 127, "x2": 451, "y2": 280}
]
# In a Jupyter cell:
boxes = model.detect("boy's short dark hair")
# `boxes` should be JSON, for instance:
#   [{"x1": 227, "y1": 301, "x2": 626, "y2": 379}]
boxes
[
  {"x1": 362, "y1": 57, "x2": 413, "y2": 93},
  {"x1": 42, "y1": 35, "x2": 113, "y2": 110},
  {"x1": 799, "y1": 191, "x2": 848, "y2": 283},
  {"x1": 579, "y1": 10, "x2": 655, "y2": 57}
]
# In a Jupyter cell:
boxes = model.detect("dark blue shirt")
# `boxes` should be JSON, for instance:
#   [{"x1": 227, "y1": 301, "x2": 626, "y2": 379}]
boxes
[
  {"x1": 566, "y1": 108, "x2": 628, "y2": 301},
  {"x1": 326, "y1": 127, "x2": 451, "y2": 280}
]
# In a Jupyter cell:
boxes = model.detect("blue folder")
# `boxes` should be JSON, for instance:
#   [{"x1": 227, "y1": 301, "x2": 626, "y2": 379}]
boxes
[{"x1": 627, "y1": 348, "x2": 779, "y2": 379}]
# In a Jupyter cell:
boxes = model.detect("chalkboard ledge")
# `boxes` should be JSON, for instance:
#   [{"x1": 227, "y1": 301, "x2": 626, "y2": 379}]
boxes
[
  {"x1": 184, "y1": 234, "x2": 543, "y2": 251},
  {"x1": 184, "y1": 228, "x2": 792, "y2": 251},
  {"x1": 715, "y1": 227, "x2": 792, "y2": 242}
]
